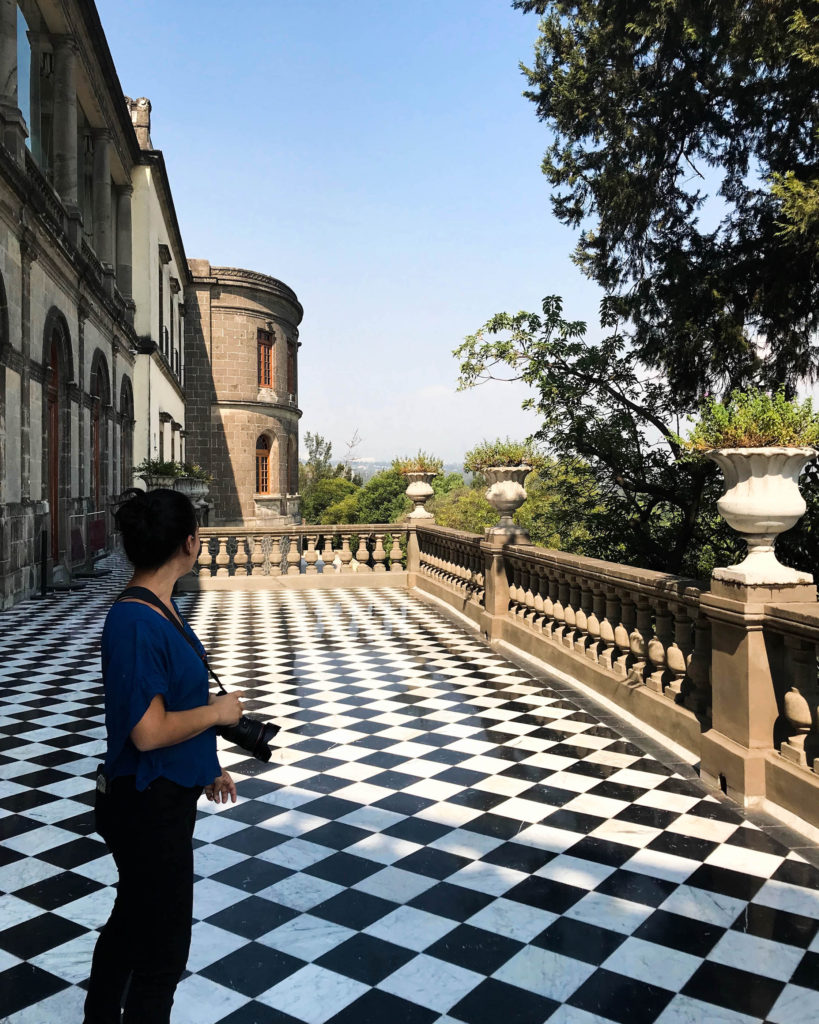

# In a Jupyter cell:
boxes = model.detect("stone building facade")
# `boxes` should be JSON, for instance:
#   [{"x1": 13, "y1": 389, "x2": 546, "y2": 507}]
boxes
[
  {"x1": 185, "y1": 262, "x2": 302, "y2": 525},
  {"x1": 0, "y1": 0, "x2": 142, "y2": 607}
]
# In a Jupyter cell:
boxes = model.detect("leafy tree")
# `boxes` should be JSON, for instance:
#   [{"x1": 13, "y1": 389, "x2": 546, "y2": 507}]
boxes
[
  {"x1": 301, "y1": 477, "x2": 359, "y2": 524},
  {"x1": 322, "y1": 493, "x2": 362, "y2": 525},
  {"x1": 301, "y1": 432, "x2": 333, "y2": 487},
  {"x1": 431, "y1": 487, "x2": 498, "y2": 534},
  {"x1": 513, "y1": 0, "x2": 819, "y2": 400},
  {"x1": 432, "y1": 472, "x2": 464, "y2": 497},
  {"x1": 357, "y1": 469, "x2": 411, "y2": 524}
]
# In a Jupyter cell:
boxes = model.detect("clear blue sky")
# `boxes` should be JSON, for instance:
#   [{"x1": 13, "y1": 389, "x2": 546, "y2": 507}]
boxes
[{"x1": 98, "y1": 0, "x2": 603, "y2": 464}]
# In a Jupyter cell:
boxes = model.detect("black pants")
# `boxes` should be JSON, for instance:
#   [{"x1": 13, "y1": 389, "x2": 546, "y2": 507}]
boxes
[{"x1": 83, "y1": 775, "x2": 202, "y2": 1024}]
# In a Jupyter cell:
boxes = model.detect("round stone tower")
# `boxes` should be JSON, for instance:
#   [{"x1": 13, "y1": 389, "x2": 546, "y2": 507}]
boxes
[{"x1": 184, "y1": 261, "x2": 303, "y2": 524}]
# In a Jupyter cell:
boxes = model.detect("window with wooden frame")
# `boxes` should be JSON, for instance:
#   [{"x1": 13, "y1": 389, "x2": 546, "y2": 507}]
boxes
[
  {"x1": 256, "y1": 435, "x2": 271, "y2": 493},
  {"x1": 287, "y1": 341, "x2": 296, "y2": 395},
  {"x1": 258, "y1": 329, "x2": 274, "y2": 388}
]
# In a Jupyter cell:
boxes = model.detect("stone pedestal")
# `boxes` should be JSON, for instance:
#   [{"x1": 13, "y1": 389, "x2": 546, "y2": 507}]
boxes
[
  {"x1": 700, "y1": 578, "x2": 817, "y2": 805},
  {"x1": 480, "y1": 531, "x2": 512, "y2": 641}
]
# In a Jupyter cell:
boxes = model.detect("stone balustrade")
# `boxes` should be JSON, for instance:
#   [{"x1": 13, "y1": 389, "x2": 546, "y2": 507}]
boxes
[
  {"x1": 194, "y1": 525, "x2": 407, "y2": 578},
  {"x1": 417, "y1": 526, "x2": 485, "y2": 610}
]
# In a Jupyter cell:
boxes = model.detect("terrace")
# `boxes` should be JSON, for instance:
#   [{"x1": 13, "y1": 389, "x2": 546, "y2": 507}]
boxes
[{"x1": 1, "y1": 524, "x2": 818, "y2": 1023}]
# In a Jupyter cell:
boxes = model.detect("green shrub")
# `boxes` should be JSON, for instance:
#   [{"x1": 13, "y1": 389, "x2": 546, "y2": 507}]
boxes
[
  {"x1": 392, "y1": 451, "x2": 443, "y2": 475},
  {"x1": 463, "y1": 438, "x2": 542, "y2": 473},
  {"x1": 302, "y1": 477, "x2": 359, "y2": 524},
  {"x1": 681, "y1": 388, "x2": 819, "y2": 452}
]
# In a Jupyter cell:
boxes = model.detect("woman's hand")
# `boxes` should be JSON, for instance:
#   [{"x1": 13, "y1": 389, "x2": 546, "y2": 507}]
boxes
[
  {"x1": 210, "y1": 691, "x2": 244, "y2": 726},
  {"x1": 205, "y1": 770, "x2": 237, "y2": 805}
]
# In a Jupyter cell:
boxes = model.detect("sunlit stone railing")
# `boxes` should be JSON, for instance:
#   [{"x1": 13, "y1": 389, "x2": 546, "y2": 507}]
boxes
[
  {"x1": 503, "y1": 544, "x2": 711, "y2": 715},
  {"x1": 764, "y1": 605, "x2": 819, "y2": 776},
  {"x1": 417, "y1": 525, "x2": 485, "y2": 609},
  {"x1": 195, "y1": 525, "x2": 407, "y2": 577}
]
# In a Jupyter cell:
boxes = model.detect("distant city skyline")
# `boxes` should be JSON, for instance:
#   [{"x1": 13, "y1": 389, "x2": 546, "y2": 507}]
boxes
[{"x1": 97, "y1": 0, "x2": 604, "y2": 462}]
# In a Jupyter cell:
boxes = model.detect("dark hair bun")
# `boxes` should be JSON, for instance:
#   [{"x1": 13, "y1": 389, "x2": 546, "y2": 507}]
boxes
[{"x1": 115, "y1": 488, "x2": 198, "y2": 570}]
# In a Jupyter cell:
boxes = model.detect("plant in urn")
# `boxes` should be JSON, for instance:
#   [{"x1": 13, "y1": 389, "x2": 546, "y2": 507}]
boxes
[
  {"x1": 394, "y1": 452, "x2": 442, "y2": 521},
  {"x1": 464, "y1": 439, "x2": 538, "y2": 540}
]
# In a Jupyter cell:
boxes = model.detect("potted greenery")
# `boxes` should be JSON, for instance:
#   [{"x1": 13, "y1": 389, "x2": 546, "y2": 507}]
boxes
[
  {"x1": 463, "y1": 439, "x2": 540, "y2": 535},
  {"x1": 681, "y1": 388, "x2": 819, "y2": 584},
  {"x1": 175, "y1": 463, "x2": 212, "y2": 502},
  {"x1": 134, "y1": 459, "x2": 182, "y2": 490},
  {"x1": 393, "y1": 452, "x2": 442, "y2": 520}
]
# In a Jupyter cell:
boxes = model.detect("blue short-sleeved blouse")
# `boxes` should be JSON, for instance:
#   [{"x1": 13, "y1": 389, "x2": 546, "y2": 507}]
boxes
[{"x1": 101, "y1": 599, "x2": 220, "y2": 791}]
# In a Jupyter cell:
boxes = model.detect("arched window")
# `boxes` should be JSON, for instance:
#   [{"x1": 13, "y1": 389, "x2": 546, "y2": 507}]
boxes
[
  {"x1": 46, "y1": 335, "x2": 60, "y2": 559},
  {"x1": 256, "y1": 435, "x2": 271, "y2": 493},
  {"x1": 89, "y1": 352, "x2": 111, "y2": 510},
  {"x1": 120, "y1": 377, "x2": 134, "y2": 493}
]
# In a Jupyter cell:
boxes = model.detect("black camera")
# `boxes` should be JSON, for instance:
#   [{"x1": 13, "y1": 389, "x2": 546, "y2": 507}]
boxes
[{"x1": 218, "y1": 716, "x2": 281, "y2": 763}]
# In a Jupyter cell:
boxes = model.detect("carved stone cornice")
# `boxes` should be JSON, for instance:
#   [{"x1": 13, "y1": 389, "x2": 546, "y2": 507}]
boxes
[{"x1": 205, "y1": 266, "x2": 304, "y2": 323}]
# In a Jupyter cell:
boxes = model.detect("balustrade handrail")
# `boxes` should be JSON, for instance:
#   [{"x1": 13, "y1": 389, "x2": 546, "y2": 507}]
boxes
[
  {"x1": 199, "y1": 523, "x2": 404, "y2": 537},
  {"x1": 416, "y1": 523, "x2": 485, "y2": 547}
]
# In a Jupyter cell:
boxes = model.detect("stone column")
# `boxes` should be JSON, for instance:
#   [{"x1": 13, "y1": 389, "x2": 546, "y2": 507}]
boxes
[
  {"x1": 52, "y1": 36, "x2": 81, "y2": 241},
  {"x1": 0, "y1": 0, "x2": 26, "y2": 165},
  {"x1": 115, "y1": 184, "x2": 133, "y2": 302},
  {"x1": 480, "y1": 532, "x2": 512, "y2": 642},
  {"x1": 92, "y1": 129, "x2": 113, "y2": 268}
]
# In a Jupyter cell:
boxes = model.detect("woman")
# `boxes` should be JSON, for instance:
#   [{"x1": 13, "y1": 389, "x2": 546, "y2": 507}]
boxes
[{"x1": 84, "y1": 488, "x2": 243, "y2": 1024}]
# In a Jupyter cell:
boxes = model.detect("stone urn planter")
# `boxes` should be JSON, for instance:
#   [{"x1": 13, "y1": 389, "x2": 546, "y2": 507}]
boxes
[
  {"x1": 484, "y1": 465, "x2": 531, "y2": 539},
  {"x1": 175, "y1": 477, "x2": 210, "y2": 502},
  {"x1": 405, "y1": 472, "x2": 436, "y2": 520},
  {"x1": 706, "y1": 446, "x2": 818, "y2": 584},
  {"x1": 139, "y1": 473, "x2": 176, "y2": 490}
]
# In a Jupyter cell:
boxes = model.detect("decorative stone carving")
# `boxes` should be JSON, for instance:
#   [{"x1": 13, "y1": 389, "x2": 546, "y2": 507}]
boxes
[
  {"x1": 781, "y1": 687, "x2": 814, "y2": 768},
  {"x1": 706, "y1": 447, "x2": 818, "y2": 584},
  {"x1": 484, "y1": 466, "x2": 531, "y2": 539},
  {"x1": 405, "y1": 471, "x2": 436, "y2": 520}
]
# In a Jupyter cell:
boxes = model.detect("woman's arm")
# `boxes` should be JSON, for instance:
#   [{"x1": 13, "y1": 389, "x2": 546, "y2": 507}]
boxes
[{"x1": 131, "y1": 691, "x2": 242, "y2": 752}]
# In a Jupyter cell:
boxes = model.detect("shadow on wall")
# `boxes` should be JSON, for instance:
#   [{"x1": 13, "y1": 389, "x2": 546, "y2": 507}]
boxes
[{"x1": 183, "y1": 298, "x2": 242, "y2": 522}]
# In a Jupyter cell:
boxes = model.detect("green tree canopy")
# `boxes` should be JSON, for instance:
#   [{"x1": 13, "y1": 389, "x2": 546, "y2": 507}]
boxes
[
  {"x1": 514, "y1": 0, "x2": 819, "y2": 401},
  {"x1": 301, "y1": 477, "x2": 359, "y2": 524}
]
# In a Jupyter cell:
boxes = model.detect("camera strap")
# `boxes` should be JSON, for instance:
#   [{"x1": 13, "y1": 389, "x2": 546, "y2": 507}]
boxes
[{"x1": 115, "y1": 587, "x2": 228, "y2": 695}]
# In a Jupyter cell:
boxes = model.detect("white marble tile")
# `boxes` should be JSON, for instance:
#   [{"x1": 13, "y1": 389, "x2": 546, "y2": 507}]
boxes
[
  {"x1": 337, "y1": 805, "x2": 406, "y2": 833},
  {"x1": 53, "y1": 887, "x2": 115, "y2": 930},
  {"x1": 546, "y1": 1005, "x2": 619, "y2": 1024},
  {"x1": 514, "y1": 823, "x2": 587, "y2": 853},
  {"x1": 192, "y1": 878, "x2": 246, "y2": 920},
  {"x1": 659, "y1": 884, "x2": 746, "y2": 928},
  {"x1": 353, "y1": 865, "x2": 436, "y2": 903},
  {"x1": 259, "y1": 871, "x2": 344, "y2": 912},
  {"x1": 172, "y1": 972, "x2": 247, "y2": 1024},
  {"x1": 467, "y1": 897, "x2": 557, "y2": 943},
  {"x1": 345, "y1": 832, "x2": 421, "y2": 865},
  {"x1": 447, "y1": 859, "x2": 527, "y2": 897},
  {"x1": 186, "y1": 921, "x2": 249, "y2": 972},
  {"x1": 258, "y1": 809, "x2": 330, "y2": 838},
  {"x1": 259, "y1": 913, "x2": 355, "y2": 962},
  {"x1": 0, "y1": 893, "x2": 45, "y2": 929},
  {"x1": 4, "y1": 824, "x2": 78, "y2": 856},
  {"x1": 588, "y1": 818, "x2": 661, "y2": 849},
  {"x1": 30, "y1": 930, "x2": 99, "y2": 984},
  {"x1": 378, "y1": 952, "x2": 483, "y2": 1013},
  {"x1": 24, "y1": 797, "x2": 91, "y2": 825},
  {"x1": 259, "y1": 963, "x2": 368, "y2": 1024},
  {"x1": 563, "y1": 791, "x2": 631, "y2": 819},
  {"x1": 257, "y1": 785, "x2": 317, "y2": 808},
  {"x1": 564, "y1": 891, "x2": 653, "y2": 935},
  {"x1": 706, "y1": 842, "x2": 785, "y2": 879},
  {"x1": 364, "y1": 905, "x2": 457, "y2": 951},
  {"x1": 603, "y1": 935, "x2": 700, "y2": 990},
  {"x1": 494, "y1": 944, "x2": 595, "y2": 1001},
  {"x1": 654, "y1": 994, "x2": 760, "y2": 1024},
  {"x1": 71, "y1": 854, "x2": 117, "y2": 886},
  {"x1": 0, "y1": 946, "x2": 21, "y2": 973},
  {"x1": 707, "y1": 928, "x2": 805, "y2": 981},
  {"x1": 257, "y1": 837, "x2": 332, "y2": 871},
  {"x1": 0, "y1": 855, "x2": 62, "y2": 892},
  {"x1": 428, "y1": 828, "x2": 503, "y2": 859},
  {"x1": 192, "y1": 815, "x2": 249, "y2": 843},
  {"x1": 667, "y1": 813, "x2": 739, "y2": 843},
  {"x1": 415, "y1": 801, "x2": 481, "y2": 827},
  {"x1": 767, "y1": 984, "x2": 819, "y2": 1024},
  {"x1": 7, "y1": 983, "x2": 87, "y2": 1024},
  {"x1": 535, "y1": 853, "x2": 615, "y2": 889},
  {"x1": 192, "y1": 842, "x2": 247, "y2": 878},
  {"x1": 754, "y1": 878, "x2": 819, "y2": 919},
  {"x1": 621, "y1": 847, "x2": 700, "y2": 884}
]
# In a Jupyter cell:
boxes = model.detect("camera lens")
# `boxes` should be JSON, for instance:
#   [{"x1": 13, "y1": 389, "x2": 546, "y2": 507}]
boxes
[{"x1": 218, "y1": 715, "x2": 280, "y2": 763}]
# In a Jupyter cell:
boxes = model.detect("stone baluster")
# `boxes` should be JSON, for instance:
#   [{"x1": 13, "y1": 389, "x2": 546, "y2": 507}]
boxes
[
  {"x1": 250, "y1": 536, "x2": 264, "y2": 576},
  {"x1": 628, "y1": 595, "x2": 652, "y2": 685},
  {"x1": 586, "y1": 587, "x2": 603, "y2": 661},
  {"x1": 613, "y1": 591, "x2": 635, "y2": 678},
  {"x1": 234, "y1": 535, "x2": 249, "y2": 575},
  {"x1": 542, "y1": 573, "x2": 556, "y2": 636},
  {"x1": 390, "y1": 533, "x2": 403, "y2": 573},
  {"x1": 515, "y1": 563, "x2": 529, "y2": 621},
  {"x1": 197, "y1": 536, "x2": 213, "y2": 578},
  {"x1": 530, "y1": 566, "x2": 545, "y2": 629},
  {"x1": 552, "y1": 579, "x2": 569, "y2": 644},
  {"x1": 372, "y1": 532, "x2": 388, "y2": 572},
  {"x1": 574, "y1": 583, "x2": 592, "y2": 655},
  {"x1": 646, "y1": 600, "x2": 673, "y2": 693},
  {"x1": 521, "y1": 566, "x2": 537, "y2": 627},
  {"x1": 562, "y1": 581, "x2": 579, "y2": 648},
  {"x1": 780, "y1": 636, "x2": 819, "y2": 770},
  {"x1": 214, "y1": 537, "x2": 230, "y2": 577},
  {"x1": 339, "y1": 533, "x2": 354, "y2": 573},
  {"x1": 286, "y1": 534, "x2": 302, "y2": 575},
  {"x1": 355, "y1": 533, "x2": 372, "y2": 572},
  {"x1": 683, "y1": 612, "x2": 711, "y2": 714},
  {"x1": 598, "y1": 590, "x2": 619, "y2": 671},
  {"x1": 304, "y1": 533, "x2": 319, "y2": 574},
  {"x1": 665, "y1": 602, "x2": 693, "y2": 701},
  {"x1": 321, "y1": 532, "x2": 336, "y2": 573},
  {"x1": 269, "y1": 537, "x2": 283, "y2": 577}
]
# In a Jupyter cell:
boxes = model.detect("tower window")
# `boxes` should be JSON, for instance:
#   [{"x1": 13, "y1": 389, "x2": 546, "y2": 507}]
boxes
[
  {"x1": 256, "y1": 434, "x2": 271, "y2": 493},
  {"x1": 258, "y1": 330, "x2": 273, "y2": 388}
]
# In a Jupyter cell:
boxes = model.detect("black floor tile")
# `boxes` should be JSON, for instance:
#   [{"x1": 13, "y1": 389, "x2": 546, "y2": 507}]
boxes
[
  {"x1": 311, "y1": 888, "x2": 399, "y2": 930},
  {"x1": 426, "y1": 923, "x2": 522, "y2": 975},
  {"x1": 569, "y1": 968, "x2": 674, "y2": 1024},
  {"x1": 682, "y1": 961, "x2": 784, "y2": 1018},
  {"x1": 634, "y1": 909, "x2": 725, "y2": 957},
  {"x1": 449, "y1": 977, "x2": 559, "y2": 1024},
  {"x1": 212, "y1": 859, "x2": 294, "y2": 894},
  {"x1": 409, "y1": 882, "x2": 494, "y2": 922},
  {"x1": 325, "y1": 988, "x2": 437, "y2": 1024},
  {"x1": 505, "y1": 875, "x2": 587, "y2": 913},
  {"x1": 200, "y1": 942, "x2": 303, "y2": 997},
  {"x1": 0, "y1": 962, "x2": 69, "y2": 1018},
  {"x1": 316, "y1": 932, "x2": 414, "y2": 984},
  {"x1": 205, "y1": 897, "x2": 298, "y2": 939},
  {"x1": 534, "y1": 916, "x2": 626, "y2": 965}
]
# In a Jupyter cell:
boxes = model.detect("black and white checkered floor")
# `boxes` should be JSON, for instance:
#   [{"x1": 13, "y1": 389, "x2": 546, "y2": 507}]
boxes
[{"x1": 2, "y1": 566, "x2": 819, "y2": 1024}]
